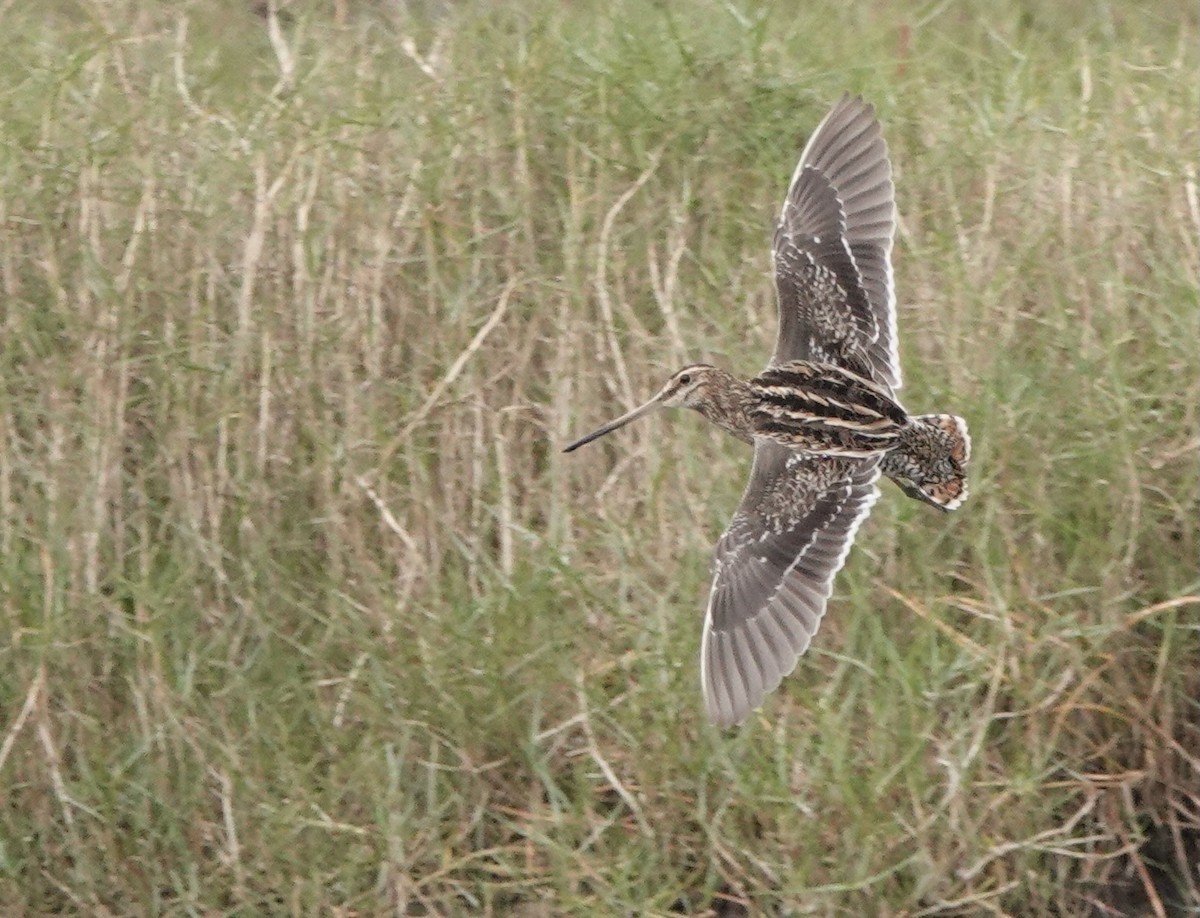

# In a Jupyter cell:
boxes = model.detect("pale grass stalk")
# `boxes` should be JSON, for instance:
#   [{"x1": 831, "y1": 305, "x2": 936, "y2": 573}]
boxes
[
  {"x1": 291, "y1": 151, "x2": 323, "y2": 353},
  {"x1": 420, "y1": 171, "x2": 447, "y2": 315},
  {"x1": 213, "y1": 768, "x2": 246, "y2": 898},
  {"x1": 1059, "y1": 151, "x2": 1075, "y2": 244},
  {"x1": 575, "y1": 807, "x2": 626, "y2": 856},
  {"x1": 364, "y1": 225, "x2": 390, "y2": 381},
  {"x1": 214, "y1": 413, "x2": 229, "y2": 567},
  {"x1": 534, "y1": 711, "x2": 587, "y2": 743},
  {"x1": 549, "y1": 293, "x2": 577, "y2": 549},
  {"x1": 1079, "y1": 51, "x2": 1093, "y2": 108},
  {"x1": 1183, "y1": 165, "x2": 1199, "y2": 278},
  {"x1": 882, "y1": 586, "x2": 988, "y2": 659},
  {"x1": 0, "y1": 198, "x2": 11, "y2": 297},
  {"x1": 493, "y1": 414, "x2": 514, "y2": 580},
  {"x1": 79, "y1": 162, "x2": 117, "y2": 595},
  {"x1": 0, "y1": 408, "x2": 9, "y2": 558},
  {"x1": 1123, "y1": 595, "x2": 1200, "y2": 629},
  {"x1": 1119, "y1": 451, "x2": 1141, "y2": 574},
  {"x1": 574, "y1": 675, "x2": 653, "y2": 841},
  {"x1": 385, "y1": 276, "x2": 518, "y2": 450},
  {"x1": 306, "y1": 803, "x2": 371, "y2": 836},
  {"x1": 363, "y1": 160, "x2": 422, "y2": 381},
  {"x1": 468, "y1": 400, "x2": 486, "y2": 594},
  {"x1": 401, "y1": 33, "x2": 446, "y2": 82},
  {"x1": 353, "y1": 473, "x2": 422, "y2": 574},
  {"x1": 353, "y1": 475, "x2": 421, "y2": 636},
  {"x1": 1115, "y1": 791, "x2": 1169, "y2": 918},
  {"x1": 645, "y1": 195, "x2": 689, "y2": 365},
  {"x1": 0, "y1": 664, "x2": 44, "y2": 776},
  {"x1": 116, "y1": 175, "x2": 155, "y2": 295},
  {"x1": 594, "y1": 149, "x2": 663, "y2": 410},
  {"x1": 83, "y1": 441, "x2": 104, "y2": 596},
  {"x1": 257, "y1": 329, "x2": 272, "y2": 473},
  {"x1": 930, "y1": 648, "x2": 1006, "y2": 831},
  {"x1": 510, "y1": 93, "x2": 536, "y2": 262},
  {"x1": 90, "y1": 334, "x2": 128, "y2": 597},
  {"x1": 36, "y1": 689, "x2": 74, "y2": 831},
  {"x1": 401, "y1": 451, "x2": 438, "y2": 592},
  {"x1": 78, "y1": 162, "x2": 101, "y2": 268},
  {"x1": 265, "y1": 0, "x2": 296, "y2": 96},
  {"x1": 913, "y1": 880, "x2": 1021, "y2": 917},
  {"x1": 980, "y1": 160, "x2": 997, "y2": 236},
  {"x1": 331, "y1": 652, "x2": 368, "y2": 729},
  {"x1": 594, "y1": 451, "x2": 642, "y2": 507},
  {"x1": 707, "y1": 834, "x2": 756, "y2": 900},
  {"x1": 44, "y1": 387, "x2": 64, "y2": 549},
  {"x1": 238, "y1": 155, "x2": 291, "y2": 359},
  {"x1": 958, "y1": 794, "x2": 1101, "y2": 881},
  {"x1": 386, "y1": 868, "x2": 417, "y2": 917},
  {"x1": 39, "y1": 212, "x2": 67, "y2": 310},
  {"x1": 37, "y1": 872, "x2": 97, "y2": 914},
  {"x1": 1167, "y1": 791, "x2": 1200, "y2": 903},
  {"x1": 172, "y1": 18, "x2": 240, "y2": 146},
  {"x1": 1135, "y1": 716, "x2": 1200, "y2": 777}
]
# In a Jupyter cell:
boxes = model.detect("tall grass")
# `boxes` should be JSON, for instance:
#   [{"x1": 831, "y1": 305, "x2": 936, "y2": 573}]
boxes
[{"x1": 1, "y1": 0, "x2": 1197, "y2": 913}]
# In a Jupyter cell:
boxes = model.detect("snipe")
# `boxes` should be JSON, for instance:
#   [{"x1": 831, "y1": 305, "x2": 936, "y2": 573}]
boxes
[{"x1": 565, "y1": 95, "x2": 970, "y2": 728}]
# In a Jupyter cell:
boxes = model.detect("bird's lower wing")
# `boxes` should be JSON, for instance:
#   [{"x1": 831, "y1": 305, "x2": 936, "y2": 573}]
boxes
[{"x1": 701, "y1": 443, "x2": 881, "y2": 728}]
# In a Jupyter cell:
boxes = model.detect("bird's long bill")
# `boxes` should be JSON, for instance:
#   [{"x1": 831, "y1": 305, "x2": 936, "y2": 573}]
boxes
[{"x1": 562, "y1": 398, "x2": 661, "y2": 453}]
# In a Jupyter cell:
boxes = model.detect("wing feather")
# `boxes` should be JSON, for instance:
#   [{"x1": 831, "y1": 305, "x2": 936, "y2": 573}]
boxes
[
  {"x1": 700, "y1": 443, "x2": 880, "y2": 727},
  {"x1": 772, "y1": 94, "x2": 900, "y2": 388}
]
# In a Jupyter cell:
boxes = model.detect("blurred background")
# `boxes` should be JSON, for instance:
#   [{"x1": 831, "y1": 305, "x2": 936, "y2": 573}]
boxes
[{"x1": 0, "y1": 0, "x2": 1197, "y2": 913}]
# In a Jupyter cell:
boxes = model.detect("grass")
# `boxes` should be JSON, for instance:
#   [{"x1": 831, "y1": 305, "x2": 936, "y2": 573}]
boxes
[{"x1": 1, "y1": 0, "x2": 1198, "y2": 913}]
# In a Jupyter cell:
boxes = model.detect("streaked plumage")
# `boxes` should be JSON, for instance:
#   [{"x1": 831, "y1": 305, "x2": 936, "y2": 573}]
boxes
[{"x1": 565, "y1": 95, "x2": 971, "y2": 728}]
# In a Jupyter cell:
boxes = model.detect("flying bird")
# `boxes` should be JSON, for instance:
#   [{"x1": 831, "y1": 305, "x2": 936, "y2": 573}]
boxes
[{"x1": 565, "y1": 95, "x2": 970, "y2": 727}]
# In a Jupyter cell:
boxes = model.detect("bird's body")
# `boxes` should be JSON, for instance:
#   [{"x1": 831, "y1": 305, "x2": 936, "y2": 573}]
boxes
[
  {"x1": 565, "y1": 95, "x2": 971, "y2": 727},
  {"x1": 650, "y1": 360, "x2": 904, "y2": 454},
  {"x1": 745, "y1": 360, "x2": 906, "y2": 456}
]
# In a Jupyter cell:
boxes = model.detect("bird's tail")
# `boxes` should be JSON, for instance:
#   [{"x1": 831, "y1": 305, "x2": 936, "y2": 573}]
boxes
[{"x1": 882, "y1": 414, "x2": 970, "y2": 511}]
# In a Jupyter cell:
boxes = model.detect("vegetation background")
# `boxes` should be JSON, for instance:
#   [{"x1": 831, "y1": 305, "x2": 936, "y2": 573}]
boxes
[{"x1": 1, "y1": 0, "x2": 1197, "y2": 913}]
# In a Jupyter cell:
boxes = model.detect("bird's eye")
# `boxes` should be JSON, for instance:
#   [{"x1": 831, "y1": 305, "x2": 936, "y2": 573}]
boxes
[{"x1": 679, "y1": 374, "x2": 692, "y2": 385}]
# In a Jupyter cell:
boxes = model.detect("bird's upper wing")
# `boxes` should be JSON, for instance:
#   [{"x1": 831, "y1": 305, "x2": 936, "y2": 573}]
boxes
[
  {"x1": 772, "y1": 94, "x2": 900, "y2": 389},
  {"x1": 700, "y1": 442, "x2": 880, "y2": 728}
]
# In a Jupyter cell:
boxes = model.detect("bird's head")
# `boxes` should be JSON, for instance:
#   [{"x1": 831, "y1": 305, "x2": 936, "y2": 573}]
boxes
[
  {"x1": 562, "y1": 364, "x2": 723, "y2": 452},
  {"x1": 655, "y1": 364, "x2": 721, "y2": 409}
]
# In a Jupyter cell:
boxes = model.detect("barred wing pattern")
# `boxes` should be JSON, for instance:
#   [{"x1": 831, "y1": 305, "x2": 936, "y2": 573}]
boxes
[
  {"x1": 701, "y1": 444, "x2": 881, "y2": 728},
  {"x1": 773, "y1": 94, "x2": 900, "y2": 389}
]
